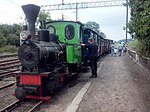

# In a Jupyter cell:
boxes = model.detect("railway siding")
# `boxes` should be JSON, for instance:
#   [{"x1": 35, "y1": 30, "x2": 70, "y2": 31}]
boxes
[{"x1": 0, "y1": 54, "x2": 20, "y2": 79}]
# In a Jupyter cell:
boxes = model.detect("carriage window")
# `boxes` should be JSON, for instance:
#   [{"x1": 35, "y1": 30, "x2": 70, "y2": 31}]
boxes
[
  {"x1": 47, "y1": 26, "x2": 55, "y2": 34},
  {"x1": 65, "y1": 25, "x2": 74, "y2": 40}
]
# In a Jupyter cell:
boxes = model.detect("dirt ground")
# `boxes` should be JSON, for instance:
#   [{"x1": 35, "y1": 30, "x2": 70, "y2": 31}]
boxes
[{"x1": 77, "y1": 54, "x2": 150, "y2": 112}]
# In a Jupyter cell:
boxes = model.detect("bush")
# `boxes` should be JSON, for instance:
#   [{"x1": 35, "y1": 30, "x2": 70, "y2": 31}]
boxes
[
  {"x1": 6, "y1": 34, "x2": 20, "y2": 46},
  {"x1": 128, "y1": 39, "x2": 138, "y2": 50},
  {"x1": 0, "y1": 35, "x2": 7, "y2": 47},
  {"x1": 128, "y1": 39, "x2": 150, "y2": 57},
  {"x1": 0, "y1": 45, "x2": 18, "y2": 53}
]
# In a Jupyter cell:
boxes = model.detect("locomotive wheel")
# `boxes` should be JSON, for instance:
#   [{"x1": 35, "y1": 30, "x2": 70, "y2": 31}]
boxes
[{"x1": 15, "y1": 88, "x2": 26, "y2": 100}]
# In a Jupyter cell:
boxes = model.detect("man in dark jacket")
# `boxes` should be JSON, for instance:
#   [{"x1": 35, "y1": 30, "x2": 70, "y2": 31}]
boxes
[{"x1": 81, "y1": 37, "x2": 98, "y2": 78}]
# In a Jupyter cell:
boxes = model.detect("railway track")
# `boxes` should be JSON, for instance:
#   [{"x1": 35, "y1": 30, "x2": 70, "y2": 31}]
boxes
[
  {"x1": 0, "y1": 54, "x2": 20, "y2": 90},
  {"x1": 0, "y1": 53, "x2": 17, "y2": 58},
  {"x1": 0, "y1": 53, "x2": 20, "y2": 79},
  {"x1": 0, "y1": 81, "x2": 16, "y2": 90},
  {"x1": 0, "y1": 100, "x2": 43, "y2": 112},
  {"x1": 0, "y1": 69, "x2": 20, "y2": 79}
]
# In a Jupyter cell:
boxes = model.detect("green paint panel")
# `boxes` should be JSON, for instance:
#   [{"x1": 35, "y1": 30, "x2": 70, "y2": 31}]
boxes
[
  {"x1": 66, "y1": 45, "x2": 82, "y2": 64},
  {"x1": 66, "y1": 46, "x2": 74, "y2": 63}
]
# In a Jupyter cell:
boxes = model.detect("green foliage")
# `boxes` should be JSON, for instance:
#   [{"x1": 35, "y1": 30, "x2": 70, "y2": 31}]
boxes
[
  {"x1": 85, "y1": 21, "x2": 100, "y2": 33},
  {"x1": 11, "y1": 24, "x2": 22, "y2": 36},
  {"x1": 128, "y1": 0, "x2": 150, "y2": 57},
  {"x1": 140, "y1": 38, "x2": 150, "y2": 57},
  {"x1": 38, "y1": 11, "x2": 52, "y2": 22},
  {"x1": 99, "y1": 31, "x2": 106, "y2": 38},
  {"x1": 0, "y1": 35, "x2": 7, "y2": 47},
  {"x1": 37, "y1": 11, "x2": 52, "y2": 29},
  {"x1": 128, "y1": 39, "x2": 140, "y2": 53},
  {"x1": 0, "y1": 45, "x2": 18, "y2": 53},
  {"x1": 128, "y1": 39, "x2": 150, "y2": 57},
  {"x1": 0, "y1": 24, "x2": 10, "y2": 37},
  {"x1": 6, "y1": 34, "x2": 19, "y2": 46},
  {"x1": 0, "y1": 24, "x2": 21, "y2": 47}
]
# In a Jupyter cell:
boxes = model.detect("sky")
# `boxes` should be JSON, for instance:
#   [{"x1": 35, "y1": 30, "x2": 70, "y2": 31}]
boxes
[{"x1": 0, "y1": 0, "x2": 130, "y2": 41}]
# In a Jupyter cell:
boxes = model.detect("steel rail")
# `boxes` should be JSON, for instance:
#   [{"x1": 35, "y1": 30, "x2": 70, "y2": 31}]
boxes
[
  {"x1": 0, "y1": 58, "x2": 18, "y2": 64},
  {"x1": 0, "y1": 53, "x2": 17, "y2": 58},
  {"x1": 28, "y1": 100, "x2": 44, "y2": 112},
  {"x1": 0, "y1": 81, "x2": 16, "y2": 90},
  {"x1": 0, "y1": 69, "x2": 19, "y2": 79},
  {"x1": 0, "y1": 68, "x2": 20, "y2": 75},
  {"x1": 0, "y1": 100, "x2": 23, "y2": 112},
  {"x1": 0, "y1": 60, "x2": 20, "y2": 67},
  {"x1": 0, "y1": 100, "x2": 43, "y2": 112},
  {"x1": 0, "y1": 63, "x2": 20, "y2": 69}
]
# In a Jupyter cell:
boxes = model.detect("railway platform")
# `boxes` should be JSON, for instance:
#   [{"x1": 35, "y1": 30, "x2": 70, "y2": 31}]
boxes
[{"x1": 75, "y1": 54, "x2": 150, "y2": 112}]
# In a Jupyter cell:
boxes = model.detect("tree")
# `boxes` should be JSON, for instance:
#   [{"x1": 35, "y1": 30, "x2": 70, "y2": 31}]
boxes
[
  {"x1": 0, "y1": 24, "x2": 21, "y2": 47},
  {"x1": 0, "y1": 35, "x2": 7, "y2": 47},
  {"x1": 0, "y1": 24, "x2": 11, "y2": 37},
  {"x1": 6, "y1": 34, "x2": 19, "y2": 46},
  {"x1": 38, "y1": 11, "x2": 52, "y2": 22},
  {"x1": 12, "y1": 24, "x2": 22, "y2": 36},
  {"x1": 85, "y1": 21, "x2": 100, "y2": 33},
  {"x1": 128, "y1": 0, "x2": 150, "y2": 57},
  {"x1": 37, "y1": 11, "x2": 52, "y2": 29},
  {"x1": 99, "y1": 31, "x2": 106, "y2": 38}
]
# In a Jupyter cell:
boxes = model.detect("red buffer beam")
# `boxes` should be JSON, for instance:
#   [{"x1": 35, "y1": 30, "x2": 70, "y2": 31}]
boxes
[{"x1": 41, "y1": 0, "x2": 126, "y2": 11}]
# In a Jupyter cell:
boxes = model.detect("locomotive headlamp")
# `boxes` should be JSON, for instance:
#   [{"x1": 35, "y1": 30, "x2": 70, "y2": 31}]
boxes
[{"x1": 20, "y1": 31, "x2": 30, "y2": 40}]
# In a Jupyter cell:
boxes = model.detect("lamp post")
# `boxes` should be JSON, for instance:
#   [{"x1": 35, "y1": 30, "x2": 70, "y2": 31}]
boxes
[
  {"x1": 76, "y1": 3, "x2": 78, "y2": 21},
  {"x1": 126, "y1": 0, "x2": 129, "y2": 43}
]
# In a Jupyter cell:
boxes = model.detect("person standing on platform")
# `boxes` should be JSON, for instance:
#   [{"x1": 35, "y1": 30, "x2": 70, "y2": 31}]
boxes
[
  {"x1": 111, "y1": 43, "x2": 115, "y2": 56},
  {"x1": 81, "y1": 37, "x2": 98, "y2": 78},
  {"x1": 118, "y1": 43, "x2": 123, "y2": 56}
]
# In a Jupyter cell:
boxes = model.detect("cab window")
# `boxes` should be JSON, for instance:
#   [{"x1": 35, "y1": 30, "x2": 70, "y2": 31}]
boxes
[
  {"x1": 47, "y1": 26, "x2": 55, "y2": 34},
  {"x1": 65, "y1": 25, "x2": 74, "y2": 40}
]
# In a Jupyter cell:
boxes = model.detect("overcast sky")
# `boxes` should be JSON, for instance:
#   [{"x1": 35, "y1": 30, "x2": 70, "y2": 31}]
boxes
[{"x1": 0, "y1": 0, "x2": 130, "y2": 41}]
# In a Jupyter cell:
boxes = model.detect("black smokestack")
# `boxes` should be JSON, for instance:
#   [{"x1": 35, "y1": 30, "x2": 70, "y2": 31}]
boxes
[{"x1": 22, "y1": 4, "x2": 40, "y2": 39}]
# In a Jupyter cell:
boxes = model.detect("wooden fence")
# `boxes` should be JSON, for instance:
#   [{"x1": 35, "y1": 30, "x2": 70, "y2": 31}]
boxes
[{"x1": 127, "y1": 49, "x2": 150, "y2": 70}]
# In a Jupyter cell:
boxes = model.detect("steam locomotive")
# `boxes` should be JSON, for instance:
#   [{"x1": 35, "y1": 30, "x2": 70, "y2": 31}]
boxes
[{"x1": 15, "y1": 4, "x2": 113, "y2": 101}]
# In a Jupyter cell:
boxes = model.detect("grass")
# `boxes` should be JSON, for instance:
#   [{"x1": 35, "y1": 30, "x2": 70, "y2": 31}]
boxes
[{"x1": 0, "y1": 45, "x2": 18, "y2": 53}]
